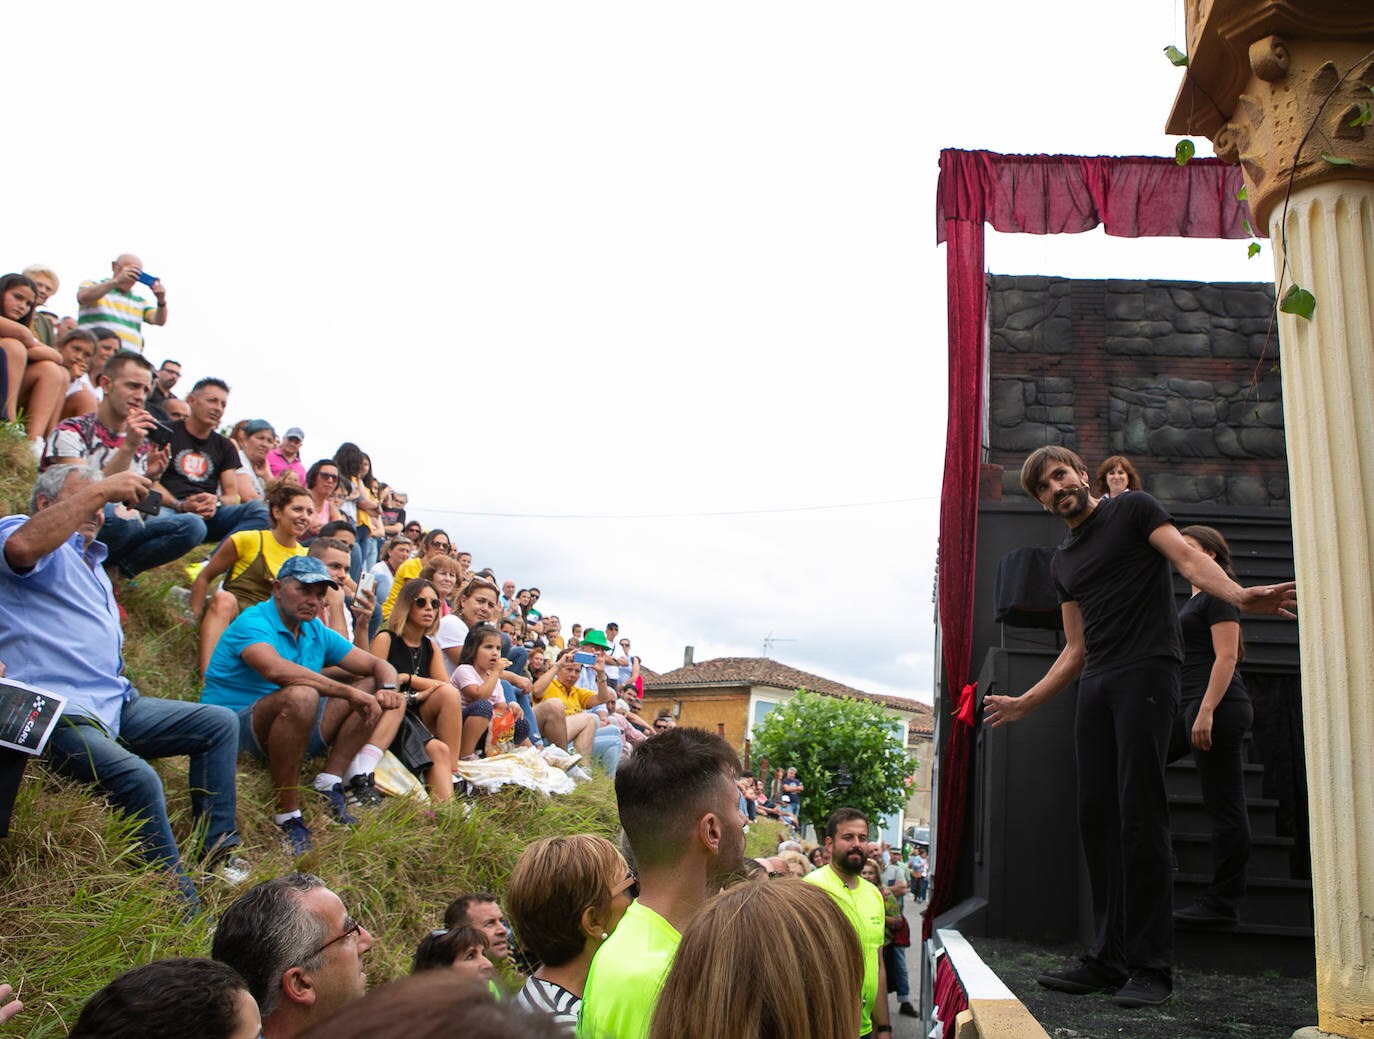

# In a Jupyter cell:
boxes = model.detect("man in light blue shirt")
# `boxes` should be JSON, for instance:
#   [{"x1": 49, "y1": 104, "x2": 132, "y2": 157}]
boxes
[
  {"x1": 0, "y1": 464, "x2": 240, "y2": 910},
  {"x1": 202, "y1": 555, "x2": 404, "y2": 853}
]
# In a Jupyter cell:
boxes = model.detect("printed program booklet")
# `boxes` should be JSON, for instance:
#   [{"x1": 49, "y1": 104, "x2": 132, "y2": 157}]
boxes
[{"x1": 0, "y1": 678, "x2": 68, "y2": 755}]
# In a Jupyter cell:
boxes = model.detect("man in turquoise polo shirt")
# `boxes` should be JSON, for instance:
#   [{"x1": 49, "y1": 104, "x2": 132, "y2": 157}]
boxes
[
  {"x1": 806, "y1": 807, "x2": 890, "y2": 1039},
  {"x1": 201, "y1": 555, "x2": 404, "y2": 853},
  {"x1": 578, "y1": 728, "x2": 746, "y2": 1039}
]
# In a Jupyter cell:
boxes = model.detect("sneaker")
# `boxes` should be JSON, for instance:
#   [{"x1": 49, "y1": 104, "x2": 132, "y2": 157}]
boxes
[
  {"x1": 1112, "y1": 971, "x2": 1173, "y2": 1008},
  {"x1": 1036, "y1": 956, "x2": 1127, "y2": 995},
  {"x1": 316, "y1": 782, "x2": 358, "y2": 825},
  {"x1": 278, "y1": 816, "x2": 314, "y2": 855},
  {"x1": 568, "y1": 765, "x2": 593, "y2": 784},
  {"x1": 898, "y1": 1002, "x2": 918, "y2": 1018},
  {"x1": 345, "y1": 773, "x2": 383, "y2": 809},
  {"x1": 214, "y1": 855, "x2": 252, "y2": 886},
  {"x1": 1173, "y1": 899, "x2": 1238, "y2": 927}
]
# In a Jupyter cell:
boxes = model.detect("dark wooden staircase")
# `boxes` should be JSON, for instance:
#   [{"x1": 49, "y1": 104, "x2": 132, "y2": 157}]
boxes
[{"x1": 1167, "y1": 740, "x2": 1314, "y2": 977}]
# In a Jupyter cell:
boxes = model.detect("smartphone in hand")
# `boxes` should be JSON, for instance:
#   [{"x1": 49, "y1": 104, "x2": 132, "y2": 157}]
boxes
[
  {"x1": 136, "y1": 271, "x2": 160, "y2": 288},
  {"x1": 573, "y1": 651, "x2": 596, "y2": 666},
  {"x1": 132, "y1": 491, "x2": 164, "y2": 517},
  {"x1": 146, "y1": 420, "x2": 176, "y2": 447},
  {"x1": 357, "y1": 572, "x2": 376, "y2": 596}
]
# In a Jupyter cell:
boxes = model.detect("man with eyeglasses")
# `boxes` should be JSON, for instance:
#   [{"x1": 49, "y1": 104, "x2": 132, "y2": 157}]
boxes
[
  {"x1": 214, "y1": 872, "x2": 374, "y2": 1039},
  {"x1": 156, "y1": 377, "x2": 269, "y2": 542},
  {"x1": 201, "y1": 556, "x2": 404, "y2": 853}
]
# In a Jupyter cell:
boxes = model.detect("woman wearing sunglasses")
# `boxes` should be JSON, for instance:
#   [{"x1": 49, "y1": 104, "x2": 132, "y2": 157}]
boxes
[
  {"x1": 370, "y1": 578, "x2": 464, "y2": 800},
  {"x1": 506, "y1": 834, "x2": 637, "y2": 1028}
]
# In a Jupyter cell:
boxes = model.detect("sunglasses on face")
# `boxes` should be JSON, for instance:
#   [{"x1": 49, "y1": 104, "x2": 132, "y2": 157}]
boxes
[
  {"x1": 414, "y1": 597, "x2": 442, "y2": 609},
  {"x1": 430, "y1": 543, "x2": 451, "y2": 552}
]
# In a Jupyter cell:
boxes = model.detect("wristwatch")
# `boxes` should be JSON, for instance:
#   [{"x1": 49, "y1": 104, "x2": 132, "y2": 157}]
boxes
[
  {"x1": 379, "y1": 683, "x2": 397, "y2": 691},
  {"x1": 876, "y1": 1027, "x2": 893, "y2": 1034}
]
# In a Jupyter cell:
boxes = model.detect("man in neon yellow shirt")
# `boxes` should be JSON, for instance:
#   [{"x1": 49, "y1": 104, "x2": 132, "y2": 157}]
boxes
[
  {"x1": 805, "y1": 807, "x2": 891, "y2": 1039},
  {"x1": 578, "y1": 728, "x2": 746, "y2": 1039}
]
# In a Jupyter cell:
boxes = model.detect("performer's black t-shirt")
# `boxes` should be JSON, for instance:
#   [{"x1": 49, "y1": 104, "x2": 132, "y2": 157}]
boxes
[
  {"x1": 1052, "y1": 492, "x2": 1183, "y2": 679},
  {"x1": 1178, "y1": 591, "x2": 1249, "y2": 705}
]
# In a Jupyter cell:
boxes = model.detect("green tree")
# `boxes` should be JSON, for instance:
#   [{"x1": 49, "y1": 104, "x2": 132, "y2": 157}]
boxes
[{"x1": 752, "y1": 689, "x2": 915, "y2": 835}]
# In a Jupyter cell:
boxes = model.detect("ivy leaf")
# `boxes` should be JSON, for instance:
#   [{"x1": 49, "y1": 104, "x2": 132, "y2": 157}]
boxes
[
  {"x1": 1322, "y1": 153, "x2": 1355, "y2": 166},
  {"x1": 1236, "y1": 186, "x2": 1248, "y2": 201},
  {"x1": 1175, "y1": 139, "x2": 1196, "y2": 166},
  {"x1": 1248, "y1": 242, "x2": 1261, "y2": 258},
  {"x1": 1241, "y1": 217, "x2": 1253, "y2": 236},
  {"x1": 1164, "y1": 45, "x2": 1189, "y2": 67},
  {"x1": 1279, "y1": 284, "x2": 1316, "y2": 321},
  {"x1": 1351, "y1": 103, "x2": 1372, "y2": 127}
]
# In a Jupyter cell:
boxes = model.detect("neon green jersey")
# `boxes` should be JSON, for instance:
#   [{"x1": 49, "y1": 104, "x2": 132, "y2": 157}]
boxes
[
  {"x1": 577, "y1": 901, "x2": 681, "y2": 1039},
  {"x1": 806, "y1": 865, "x2": 885, "y2": 1036}
]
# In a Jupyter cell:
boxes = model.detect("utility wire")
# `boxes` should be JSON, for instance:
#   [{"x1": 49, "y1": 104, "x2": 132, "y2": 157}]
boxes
[{"x1": 418, "y1": 495, "x2": 937, "y2": 522}]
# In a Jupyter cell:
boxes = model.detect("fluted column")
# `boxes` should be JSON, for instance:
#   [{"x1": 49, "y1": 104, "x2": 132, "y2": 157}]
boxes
[
  {"x1": 1274, "y1": 177, "x2": 1374, "y2": 1039},
  {"x1": 1166, "y1": 4, "x2": 1374, "y2": 1037}
]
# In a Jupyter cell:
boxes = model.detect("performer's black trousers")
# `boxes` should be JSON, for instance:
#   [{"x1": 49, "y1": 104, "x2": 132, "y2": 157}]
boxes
[
  {"x1": 1168, "y1": 696, "x2": 1254, "y2": 912},
  {"x1": 1076, "y1": 658, "x2": 1179, "y2": 980}
]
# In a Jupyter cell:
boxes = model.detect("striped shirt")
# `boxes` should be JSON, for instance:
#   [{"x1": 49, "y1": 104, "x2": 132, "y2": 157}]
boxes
[
  {"x1": 516, "y1": 976, "x2": 579, "y2": 1030},
  {"x1": 77, "y1": 282, "x2": 158, "y2": 352}
]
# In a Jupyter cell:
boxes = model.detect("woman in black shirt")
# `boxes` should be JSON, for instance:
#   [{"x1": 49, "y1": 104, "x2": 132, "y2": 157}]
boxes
[{"x1": 1170, "y1": 525, "x2": 1253, "y2": 927}]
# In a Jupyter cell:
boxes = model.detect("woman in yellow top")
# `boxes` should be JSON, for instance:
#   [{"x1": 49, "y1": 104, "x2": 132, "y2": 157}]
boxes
[{"x1": 190, "y1": 482, "x2": 313, "y2": 674}]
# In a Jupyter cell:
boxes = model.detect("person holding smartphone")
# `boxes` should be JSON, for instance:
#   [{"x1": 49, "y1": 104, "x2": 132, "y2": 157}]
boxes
[
  {"x1": 46, "y1": 349, "x2": 205, "y2": 579},
  {"x1": 76, "y1": 253, "x2": 167, "y2": 352}
]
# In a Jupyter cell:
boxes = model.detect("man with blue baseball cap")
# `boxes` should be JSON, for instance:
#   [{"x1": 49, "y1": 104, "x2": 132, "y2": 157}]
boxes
[{"x1": 202, "y1": 555, "x2": 405, "y2": 853}]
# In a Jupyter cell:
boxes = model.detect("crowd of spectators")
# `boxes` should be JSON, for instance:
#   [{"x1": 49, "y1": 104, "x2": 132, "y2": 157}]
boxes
[
  {"x1": 0, "y1": 254, "x2": 926, "y2": 1037},
  {"x1": 0, "y1": 254, "x2": 657, "y2": 883}
]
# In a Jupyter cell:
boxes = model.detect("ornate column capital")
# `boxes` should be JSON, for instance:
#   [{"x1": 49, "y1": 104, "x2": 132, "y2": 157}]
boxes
[{"x1": 1165, "y1": 2, "x2": 1374, "y2": 230}]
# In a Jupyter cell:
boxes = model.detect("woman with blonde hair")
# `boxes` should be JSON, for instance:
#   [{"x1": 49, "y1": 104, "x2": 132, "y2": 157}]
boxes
[
  {"x1": 507, "y1": 833, "x2": 637, "y2": 1027},
  {"x1": 648, "y1": 878, "x2": 862, "y2": 1039},
  {"x1": 370, "y1": 578, "x2": 465, "y2": 798}
]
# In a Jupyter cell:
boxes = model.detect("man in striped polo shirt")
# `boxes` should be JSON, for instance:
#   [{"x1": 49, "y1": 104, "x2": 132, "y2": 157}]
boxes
[{"x1": 76, "y1": 253, "x2": 167, "y2": 352}]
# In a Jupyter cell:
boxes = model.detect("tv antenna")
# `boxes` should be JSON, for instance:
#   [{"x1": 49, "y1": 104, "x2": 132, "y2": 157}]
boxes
[{"x1": 762, "y1": 632, "x2": 796, "y2": 658}]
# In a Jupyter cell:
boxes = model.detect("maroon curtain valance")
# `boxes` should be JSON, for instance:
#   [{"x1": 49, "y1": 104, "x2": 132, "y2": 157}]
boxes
[{"x1": 936, "y1": 150, "x2": 1251, "y2": 244}]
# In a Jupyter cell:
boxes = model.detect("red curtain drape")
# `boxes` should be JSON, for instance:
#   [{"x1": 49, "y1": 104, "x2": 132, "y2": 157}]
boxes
[
  {"x1": 926, "y1": 149, "x2": 1250, "y2": 943},
  {"x1": 934, "y1": 951, "x2": 970, "y2": 1033}
]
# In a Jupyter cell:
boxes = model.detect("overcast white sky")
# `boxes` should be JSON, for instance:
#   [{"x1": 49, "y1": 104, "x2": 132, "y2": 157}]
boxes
[{"x1": 9, "y1": 2, "x2": 1267, "y2": 702}]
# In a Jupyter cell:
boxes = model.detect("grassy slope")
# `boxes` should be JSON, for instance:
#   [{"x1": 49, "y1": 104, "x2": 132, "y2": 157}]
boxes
[{"x1": 0, "y1": 425, "x2": 620, "y2": 1037}]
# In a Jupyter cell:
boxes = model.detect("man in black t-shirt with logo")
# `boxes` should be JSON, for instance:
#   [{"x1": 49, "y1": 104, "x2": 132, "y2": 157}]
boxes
[
  {"x1": 156, "y1": 377, "x2": 269, "y2": 543},
  {"x1": 983, "y1": 446, "x2": 1295, "y2": 1010}
]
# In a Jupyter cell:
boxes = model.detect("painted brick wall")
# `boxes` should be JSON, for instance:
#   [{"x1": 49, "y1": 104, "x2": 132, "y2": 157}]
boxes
[{"x1": 986, "y1": 275, "x2": 1287, "y2": 507}]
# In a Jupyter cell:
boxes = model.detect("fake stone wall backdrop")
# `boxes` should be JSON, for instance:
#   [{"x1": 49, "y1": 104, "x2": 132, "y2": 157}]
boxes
[{"x1": 986, "y1": 275, "x2": 1287, "y2": 507}]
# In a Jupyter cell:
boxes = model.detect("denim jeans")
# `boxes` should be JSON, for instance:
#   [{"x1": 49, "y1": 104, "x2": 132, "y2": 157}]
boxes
[
  {"x1": 592, "y1": 723, "x2": 622, "y2": 776},
  {"x1": 98, "y1": 504, "x2": 207, "y2": 578},
  {"x1": 45, "y1": 689, "x2": 240, "y2": 909},
  {"x1": 883, "y1": 943, "x2": 911, "y2": 1001},
  {"x1": 348, "y1": 539, "x2": 363, "y2": 584},
  {"x1": 159, "y1": 499, "x2": 269, "y2": 544}
]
